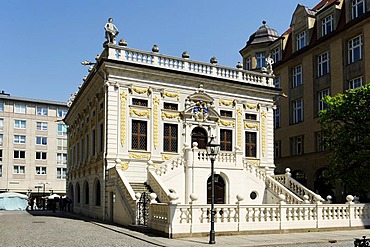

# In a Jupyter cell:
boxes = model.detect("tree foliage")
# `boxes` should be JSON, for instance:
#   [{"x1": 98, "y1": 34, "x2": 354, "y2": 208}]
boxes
[{"x1": 319, "y1": 84, "x2": 370, "y2": 198}]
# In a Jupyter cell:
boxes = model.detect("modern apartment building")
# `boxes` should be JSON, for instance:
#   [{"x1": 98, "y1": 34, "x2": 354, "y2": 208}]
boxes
[
  {"x1": 0, "y1": 91, "x2": 68, "y2": 200},
  {"x1": 240, "y1": 0, "x2": 370, "y2": 201}
]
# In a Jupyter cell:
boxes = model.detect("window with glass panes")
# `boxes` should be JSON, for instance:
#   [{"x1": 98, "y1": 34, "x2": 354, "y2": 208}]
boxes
[
  {"x1": 318, "y1": 89, "x2": 330, "y2": 111},
  {"x1": 14, "y1": 104, "x2": 26, "y2": 114},
  {"x1": 271, "y1": 47, "x2": 280, "y2": 63},
  {"x1": 292, "y1": 65, "x2": 302, "y2": 87},
  {"x1": 321, "y1": 14, "x2": 333, "y2": 36},
  {"x1": 274, "y1": 76, "x2": 280, "y2": 88},
  {"x1": 36, "y1": 122, "x2": 48, "y2": 131},
  {"x1": 0, "y1": 118, "x2": 3, "y2": 130},
  {"x1": 58, "y1": 109, "x2": 68, "y2": 118},
  {"x1": 352, "y1": 0, "x2": 365, "y2": 19},
  {"x1": 292, "y1": 99, "x2": 303, "y2": 124},
  {"x1": 132, "y1": 98, "x2": 148, "y2": 106},
  {"x1": 163, "y1": 123, "x2": 178, "y2": 152},
  {"x1": 274, "y1": 107, "x2": 281, "y2": 128},
  {"x1": 318, "y1": 52, "x2": 330, "y2": 77},
  {"x1": 36, "y1": 167, "x2": 47, "y2": 175},
  {"x1": 0, "y1": 134, "x2": 3, "y2": 146},
  {"x1": 274, "y1": 141, "x2": 281, "y2": 158},
  {"x1": 245, "y1": 132, "x2": 257, "y2": 157},
  {"x1": 14, "y1": 135, "x2": 26, "y2": 144},
  {"x1": 220, "y1": 110, "x2": 232, "y2": 118},
  {"x1": 57, "y1": 153, "x2": 67, "y2": 164},
  {"x1": 245, "y1": 113, "x2": 257, "y2": 120},
  {"x1": 14, "y1": 120, "x2": 26, "y2": 129},
  {"x1": 296, "y1": 31, "x2": 306, "y2": 50},
  {"x1": 36, "y1": 136, "x2": 47, "y2": 145},
  {"x1": 245, "y1": 57, "x2": 251, "y2": 70},
  {"x1": 36, "y1": 151, "x2": 47, "y2": 160},
  {"x1": 14, "y1": 165, "x2": 25, "y2": 174},
  {"x1": 14, "y1": 150, "x2": 25, "y2": 159},
  {"x1": 0, "y1": 103, "x2": 3, "y2": 112},
  {"x1": 57, "y1": 168, "x2": 67, "y2": 179},
  {"x1": 348, "y1": 35, "x2": 363, "y2": 64},
  {"x1": 349, "y1": 76, "x2": 363, "y2": 89},
  {"x1": 163, "y1": 102, "x2": 178, "y2": 110},
  {"x1": 256, "y1": 53, "x2": 266, "y2": 69},
  {"x1": 220, "y1": 129, "x2": 232, "y2": 151},
  {"x1": 57, "y1": 124, "x2": 67, "y2": 136},
  {"x1": 132, "y1": 120, "x2": 147, "y2": 150},
  {"x1": 291, "y1": 136, "x2": 303, "y2": 155},
  {"x1": 36, "y1": 106, "x2": 48, "y2": 116}
]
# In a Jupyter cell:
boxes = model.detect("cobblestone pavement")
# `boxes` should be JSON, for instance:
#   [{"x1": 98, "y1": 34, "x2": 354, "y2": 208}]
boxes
[{"x1": 1, "y1": 210, "x2": 369, "y2": 247}]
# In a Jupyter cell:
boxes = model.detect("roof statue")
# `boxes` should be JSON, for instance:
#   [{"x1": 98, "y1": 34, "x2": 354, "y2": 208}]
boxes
[{"x1": 104, "y1": 18, "x2": 119, "y2": 44}]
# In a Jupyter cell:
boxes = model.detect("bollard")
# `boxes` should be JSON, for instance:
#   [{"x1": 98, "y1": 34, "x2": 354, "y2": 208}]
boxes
[{"x1": 354, "y1": 236, "x2": 370, "y2": 247}]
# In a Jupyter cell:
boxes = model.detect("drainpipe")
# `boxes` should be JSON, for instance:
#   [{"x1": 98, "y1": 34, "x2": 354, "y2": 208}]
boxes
[{"x1": 102, "y1": 70, "x2": 108, "y2": 222}]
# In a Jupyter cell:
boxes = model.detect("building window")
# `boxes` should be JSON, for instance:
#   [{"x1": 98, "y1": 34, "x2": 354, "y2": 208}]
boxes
[
  {"x1": 349, "y1": 76, "x2": 363, "y2": 89},
  {"x1": 296, "y1": 31, "x2": 306, "y2": 50},
  {"x1": 0, "y1": 102, "x2": 4, "y2": 112},
  {"x1": 352, "y1": 0, "x2": 365, "y2": 19},
  {"x1": 0, "y1": 149, "x2": 2, "y2": 162},
  {"x1": 57, "y1": 138, "x2": 68, "y2": 151},
  {"x1": 256, "y1": 52, "x2": 266, "y2": 69},
  {"x1": 14, "y1": 120, "x2": 26, "y2": 129},
  {"x1": 98, "y1": 123, "x2": 103, "y2": 153},
  {"x1": 36, "y1": 167, "x2": 47, "y2": 175},
  {"x1": 292, "y1": 65, "x2": 302, "y2": 87},
  {"x1": 14, "y1": 150, "x2": 25, "y2": 159},
  {"x1": 0, "y1": 164, "x2": 2, "y2": 177},
  {"x1": 14, "y1": 104, "x2": 26, "y2": 114},
  {"x1": 245, "y1": 132, "x2": 257, "y2": 157},
  {"x1": 91, "y1": 129, "x2": 96, "y2": 156},
  {"x1": 163, "y1": 102, "x2": 178, "y2": 110},
  {"x1": 132, "y1": 120, "x2": 147, "y2": 150},
  {"x1": 274, "y1": 76, "x2": 280, "y2": 88},
  {"x1": 36, "y1": 122, "x2": 48, "y2": 131},
  {"x1": 0, "y1": 134, "x2": 3, "y2": 146},
  {"x1": 220, "y1": 129, "x2": 232, "y2": 151},
  {"x1": 0, "y1": 119, "x2": 3, "y2": 131},
  {"x1": 57, "y1": 124, "x2": 67, "y2": 136},
  {"x1": 36, "y1": 106, "x2": 48, "y2": 116},
  {"x1": 13, "y1": 165, "x2": 25, "y2": 174},
  {"x1": 57, "y1": 168, "x2": 67, "y2": 179},
  {"x1": 274, "y1": 141, "x2": 281, "y2": 158},
  {"x1": 245, "y1": 57, "x2": 251, "y2": 70},
  {"x1": 318, "y1": 89, "x2": 330, "y2": 111},
  {"x1": 220, "y1": 110, "x2": 233, "y2": 118},
  {"x1": 271, "y1": 47, "x2": 280, "y2": 63},
  {"x1": 292, "y1": 99, "x2": 303, "y2": 124},
  {"x1": 36, "y1": 136, "x2": 48, "y2": 145},
  {"x1": 321, "y1": 14, "x2": 333, "y2": 36},
  {"x1": 291, "y1": 136, "x2": 303, "y2": 155},
  {"x1": 163, "y1": 123, "x2": 178, "y2": 152},
  {"x1": 36, "y1": 151, "x2": 47, "y2": 160},
  {"x1": 14, "y1": 135, "x2": 26, "y2": 144},
  {"x1": 57, "y1": 153, "x2": 67, "y2": 164},
  {"x1": 318, "y1": 52, "x2": 330, "y2": 77},
  {"x1": 58, "y1": 109, "x2": 68, "y2": 118},
  {"x1": 315, "y1": 132, "x2": 327, "y2": 152},
  {"x1": 274, "y1": 107, "x2": 281, "y2": 128},
  {"x1": 245, "y1": 113, "x2": 257, "y2": 120},
  {"x1": 348, "y1": 35, "x2": 363, "y2": 64},
  {"x1": 132, "y1": 98, "x2": 148, "y2": 107}
]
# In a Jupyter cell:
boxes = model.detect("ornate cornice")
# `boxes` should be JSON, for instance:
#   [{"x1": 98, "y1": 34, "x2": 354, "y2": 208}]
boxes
[
  {"x1": 130, "y1": 86, "x2": 151, "y2": 96},
  {"x1": 245, "y1": 103, "x2": 259, "y2": 111}
]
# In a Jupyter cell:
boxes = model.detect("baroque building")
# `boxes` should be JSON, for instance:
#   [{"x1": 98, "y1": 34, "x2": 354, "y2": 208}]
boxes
[
  {"x1": 0, "y1": 91, "x2": 68, "y2": 203},
  {"x1": 240, "y1": 0, "x2": 370, "y2": 201}
]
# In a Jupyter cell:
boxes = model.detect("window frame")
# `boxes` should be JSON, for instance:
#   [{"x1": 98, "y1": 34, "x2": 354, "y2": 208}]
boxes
[
  {"x1": 349, "y1": 76, "x2": 363, "y2": 89},
  {"x1": 14, "y1": 119, "x2": 26, "y2": 129},
  {"x1": 317, "y1": 52, "x2": 330, "y2": 77},
  {"x1": 321, "y1": 14, "x2": 333, "y2": 36},
  {"x1": 292, "y1": 98, "x2": 303, "y2": 124},
  {"x1": 292, "y1": 65, "x2": 302, "y2": 88},
  {"x1": 36, "y1": 136, "x2": 48, "y2": 145},
  {"x1": 296, "y1": 31, "x2": 306, "y2": 50},
  {"x1": 291, "y1": 136, "x2": 304, "y2": 156},
  {"x1": 131, "y1": 120, "x2": 147, "y2": 150},
  {"x1": 348, "y1": 35, "x2": 363, "y2": 64},
  {"x1": 14, "y1": 104, "x2": 26, "y2": 114},
  {"x1": 220, "y1": 129, "x2": 232, "y2": 151},
  {"x1": 352, "y1": 0, "x2": 365, "y2": 19},
  {"x1": 35, "y1": 166, "x2": 47, "y2": 175},
  {"x1": 14, "y1": 135, "x2": 26, "y2": 144},
  {"x1": 245, "y1": 131, "x2": 257, "y2": 158},
  {"x1": 318, "y1": 88, "x2": 330, "y2": 111},
  {"x1": 13, "y1": 165, "x2": 25, "y2": 174},
  {"x1": 256, "y1": 52, "x2": 266, "y2": 69},
  {"x1": 163, "y1": 123, "x2": 178, "y2": 153}
]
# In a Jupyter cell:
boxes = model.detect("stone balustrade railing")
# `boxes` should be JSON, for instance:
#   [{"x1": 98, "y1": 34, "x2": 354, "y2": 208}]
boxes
[
  {"x1": 148, "y1": 202, "x2": 370, "y2": 237},
  {"x1": 196, "y1": 149, "x2": 236, "y2": 165},
  {"x1": 114, "y1": 167, "x2": 137, "y2": 221},
  {"x1": 147, "y1": 168, "x2": 171, "y2": 203},
  {"x1": 265, "y1": 175, "x2": 303, "y2": 204},
  {"x1": 106, "y1": 45, "x2": 274, "y2": 88}
]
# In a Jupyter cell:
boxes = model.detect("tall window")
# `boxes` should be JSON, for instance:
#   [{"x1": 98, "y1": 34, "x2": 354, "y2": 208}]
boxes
[
  {"x1": 291, "y1": 136, "x2": 303, "y2": 155},
  {"x1": 57, "y1": 168, "x2": 67, "y2": 179},
  {"x1": 318, "y1": 52, "x2": 330, "y2": 77},
  {"x1": 292, "y1": 65, "x2": 302, "y2": 87},
  {"x1": 292, "y1": 99, "x2": 303, "y2": 124},
  {"x1": 245, "y1": 132, "x2": 257, "y2": 157},
  {"x1": 348, "y1": 35, "x2": 363, "y2": 64},
  {"x1": 274, "y1": 141, "x2": 281, "y2": 158},
  {"x1": 163, "y1": 123, "x2": 178, "y2": 152},
  {"x1": 0, "y1": 134, "x2": 3, "y2": 146},
  {"x1": 274, "y1": 107, "x2": 281, "y2": 128},
  {"x1": 91, "y1": 129, "x2": 96, "y2": 156},
  {"x1": 271, "y1": 47, "x2": 280, "y2": 63},
  {"x1": 14, "y1": 120, "x2": 26, "y2": 129},
  {"x1": 315, "y1": 132, "x2": 327, "y2": 152},
  {"x1": 0, "y1": 164, "x2": 2, "y2": 177},
  {"x1": 321, "y1": 14, "x2": 333, "y2": 36},
  {"x1": 36, "y1": 136, "x2": 48, "y2": 145},
  {"x1": 57, "y1": 153, "x2": 67, "y2": 164},
  {"x1": 58, "y1": 109, "x2": 68, "y2": 118},
  {"x1": 245, "y1": 57, "x2": 251, "y2": 70},
  {"x1": 36, "y1": 106, "x2": 48, "y2": 116},
  {"x1": 36, "y1": 122, "x2": 48, "y2": 131},
  {"x1": 220, "y1": 129, "x2": 232, "y2": 151},
  {"x1": 318, "y1": 89, "x2": 330, "y2": 111},
  {"x1": 0, "y1": 119, "x2": 3, "y2": 131},
  {"x1": 132, "y1": 120, "x2": 147, "y2": 150},
  {"x1": 352, "y1": 0, "x2": 365, "y2": 19},
  {"x1": 36, "y1": 167, "x2": 47, "y2": 175},
  {"x1": 0, "y1": 103, "x2": 4, "y2": 112},
  {"x1": 14, "y1": 135, "x2": 26, "y2": 144},
  {"x1": 256, "y1": 53, "x2": 266, "y2": 69},
  {"x1": 349, "y1": 76, "x2": 363, "y2": 89},
  {"x1": 57, "y1": 124, "x2": 67, "y2": 136},
  {"x1": 0, "y1": 149, "x2": 2, "y2": 161},
  {"x1": 14, "y1": 165, "x2": 25, "y2": 174},
  {"x1": 14, "y1": 104, "x2": 26, "y2": 114},
  {"x1": 296, "y1": 31, "x2": 306, "y2": 50}
]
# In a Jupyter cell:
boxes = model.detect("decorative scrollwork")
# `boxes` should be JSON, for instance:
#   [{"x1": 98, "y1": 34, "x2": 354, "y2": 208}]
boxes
[
  {"x1": 162, "y1": 90, "x2": 180, "y2": 101},
  {"x1": 131, "y1": 86, "x2": 151, "y2": 96},
  {"x1": 130, "y1": 109, "x2": 150, "y2": 119},
  {"x1": 129, "y1": 152, "x2": 150, "y2": 160},
  {"x1": 219, "y1": 99, "x2": 235, "y2": 107},
  {"x1": 120, "y1": 92, "x2": 127, "y2": 146},
  {"x1": 218, "y1": 119, "x2": 235, "y2": 127},
  {"x1": 244, "y1": 122, "x2": 259, "y2": 130},
  {"x1": 153, "y1": 97, "x2": 160, "y2": 149},
  {"x1": 161, "y1": 111, "x2": 181, "y2": 121},
  {"x1": 245, "y1": 103, "x2": 259, "y2": 111},
  {"x1": 121, "y1": 162, "x2": 129, "y2": 171}
]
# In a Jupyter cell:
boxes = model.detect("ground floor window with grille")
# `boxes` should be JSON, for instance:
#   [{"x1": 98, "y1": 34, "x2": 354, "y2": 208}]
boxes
[
  {"x1": 245, "y1": 132, "x2": 257, "y2": 157},
  {"x1": 132, "y1": 120, "x2": 147, "y2": 150},
  {"x1": 57, "y1": 168, "x2": 67, "y2": 179},
  {"x1": 220, "y1": 129, "x2": 232, "y2": 151},
  {"x1": 163, "y1": 123, "x2": 178, "y2": 152}
]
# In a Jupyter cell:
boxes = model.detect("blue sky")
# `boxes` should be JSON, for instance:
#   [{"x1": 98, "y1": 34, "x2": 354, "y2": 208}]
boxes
[{"x1": 1, "y1": 1, "x2": 320, "y2": 102}]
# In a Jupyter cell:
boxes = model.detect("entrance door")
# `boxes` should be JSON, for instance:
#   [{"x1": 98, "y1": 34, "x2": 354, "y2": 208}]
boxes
[
  {"x1": 207, "y1": 174, "x2": 225, "y2": 204},
  {"x1": 191, "y1": 127, "x2": 208, "y2": 149}
]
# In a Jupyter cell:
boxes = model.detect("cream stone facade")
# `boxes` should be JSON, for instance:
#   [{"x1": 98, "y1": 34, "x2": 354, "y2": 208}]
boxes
[{"x1": 0, "y1": 92, "x2": 68, "y2": 203}]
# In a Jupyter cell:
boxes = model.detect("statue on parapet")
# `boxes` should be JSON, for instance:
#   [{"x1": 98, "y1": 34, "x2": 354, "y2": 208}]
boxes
[{"x1": 104, "y1": 18, "x2": 119, "y2": 44}]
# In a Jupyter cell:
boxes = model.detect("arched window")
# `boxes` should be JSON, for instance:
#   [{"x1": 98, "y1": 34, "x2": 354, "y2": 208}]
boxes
[
  {"x1": 94, "y1": 179, "x2": 101, "y2": 206},
  {"x1": 191, "y1": 127, "x2": 208, "y2": 149},
  {"x1": 83, "y1": 180, "x2": 89, "y2": 205},
  {"x1": 207, "y1": 174, "x2": 225, "y2": 204}
]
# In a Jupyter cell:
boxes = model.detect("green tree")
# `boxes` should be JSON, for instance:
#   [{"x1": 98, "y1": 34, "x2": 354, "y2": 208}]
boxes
[{"x1": 319, "y1": 83, "x2": 370, "y2": 200}]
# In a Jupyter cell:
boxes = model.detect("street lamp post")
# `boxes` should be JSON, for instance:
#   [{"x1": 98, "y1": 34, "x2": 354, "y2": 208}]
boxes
[
  {"x1": 206, "y1": 136, "x2": 220, "y2": 244},
  {"x1": 38, "y1": 182, "x2": 49, "y2": 210}
]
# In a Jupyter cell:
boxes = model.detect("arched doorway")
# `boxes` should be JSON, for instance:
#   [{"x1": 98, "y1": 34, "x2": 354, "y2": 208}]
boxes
[
  {"x1": 314, "y1": 168, "x2": 335, "y2": 201},
  {"x1": 207, "y1": 174, "x2": 225, "y2": 204},
  {"x1": 191, "y1": 127, "x2": 208, "y2": 149}
]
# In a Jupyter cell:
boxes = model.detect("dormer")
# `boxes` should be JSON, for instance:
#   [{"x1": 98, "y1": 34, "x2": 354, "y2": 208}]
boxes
[
  {"x1": 290, "y1": 4, "x2": 316, "y2": 52},
  {"x1": 315, "y1": 1, "x2": 343, "y2": 39}
]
